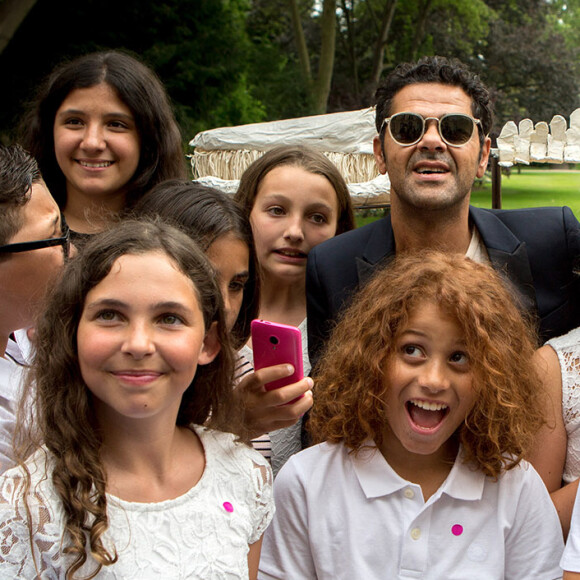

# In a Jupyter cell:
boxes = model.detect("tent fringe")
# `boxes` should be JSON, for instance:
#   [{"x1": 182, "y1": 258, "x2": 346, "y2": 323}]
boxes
[{"x1": 190, "y1": 149, "x2": 379, "y2": 183}]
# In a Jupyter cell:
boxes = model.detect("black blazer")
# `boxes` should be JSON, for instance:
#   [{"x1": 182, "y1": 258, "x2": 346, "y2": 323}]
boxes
[{"x1": 306, "y1": 206, "x2": 580, "y2": 365}]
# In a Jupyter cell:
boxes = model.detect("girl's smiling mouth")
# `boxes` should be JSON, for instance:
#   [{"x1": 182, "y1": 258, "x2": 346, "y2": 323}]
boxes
[
  {"x1": 77, "y1": 159, "x2": 115, "y2": 169},
  {"x1": 406, "y1": 399, "x2": 449, "y2": 431},
  {"x1": 111, "y1": 370, "x2": 163, "y2": 387}
]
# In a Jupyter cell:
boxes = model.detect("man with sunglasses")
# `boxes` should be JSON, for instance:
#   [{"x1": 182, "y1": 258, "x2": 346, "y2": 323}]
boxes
[
  {"x1": 307, "y1": 55, "x2": 580, "y2": 367},
  {"x1": 0, "y1": 144, "x2": 69, "y2": 471}
]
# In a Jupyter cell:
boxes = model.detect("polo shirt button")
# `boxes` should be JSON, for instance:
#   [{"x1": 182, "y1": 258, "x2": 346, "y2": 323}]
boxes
[
  {"x1": 410, "y1": 527, "x2": 421, "y2": 540},
  {"x1": 404, "y1": 488, "x2": 415, "y2": 499}
]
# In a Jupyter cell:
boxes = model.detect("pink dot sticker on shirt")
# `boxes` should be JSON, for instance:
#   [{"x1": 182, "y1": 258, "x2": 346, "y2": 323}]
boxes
[
  {"x1": 223, "y1": 502, "x2": 234, "y2": 513},
  {"x1": 451, "y1": 524, "x2": 463, "y2": 536}
]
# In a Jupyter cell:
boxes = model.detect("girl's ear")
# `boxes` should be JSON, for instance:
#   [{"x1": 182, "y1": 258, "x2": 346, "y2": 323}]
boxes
[{"x1": 198, "y1": 321, "x2": 221, "y2": 366}]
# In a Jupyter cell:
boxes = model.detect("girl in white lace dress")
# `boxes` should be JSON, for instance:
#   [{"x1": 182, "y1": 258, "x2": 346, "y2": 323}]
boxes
[
  {"x1": 234, "y1": 146, "x2": 356, "y2": 474},
  {"x1": 0, "y1": 219, "x2": 274, "y2": 579}
]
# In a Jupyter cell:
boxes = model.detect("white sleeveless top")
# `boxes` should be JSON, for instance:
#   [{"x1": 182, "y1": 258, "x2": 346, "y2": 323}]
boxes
[
  {"x1": 547, "y1": 326, "x2": 580, "y2": 483},
  {"x1": 0, "y1": 425, "x2": 274, "y2": 578}
]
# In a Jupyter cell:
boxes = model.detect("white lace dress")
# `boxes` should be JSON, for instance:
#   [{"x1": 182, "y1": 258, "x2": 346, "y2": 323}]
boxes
[
  {"x1": 0, "y1": 425, "x2": 274, "y2": 579},
  {"x1": 547, "y1": 326, "x2": 580, "y2": 483}
]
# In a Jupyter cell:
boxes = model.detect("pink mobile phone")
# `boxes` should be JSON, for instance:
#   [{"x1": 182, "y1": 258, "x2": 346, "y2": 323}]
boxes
[{"x1": 251, "y1": 319, "x2": 304, "y2": 391}]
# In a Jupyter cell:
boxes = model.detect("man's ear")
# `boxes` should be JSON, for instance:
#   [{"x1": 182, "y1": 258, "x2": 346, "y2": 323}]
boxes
[
  {"x1": 476, "y1": 136, "x2": 492, "y2": 179},
  {"x1": 198, "y1": 321, "x2": 221, "y2": 366},
  {"x1": 373, "y1": 135, "x2": 388, "y2": 175}
]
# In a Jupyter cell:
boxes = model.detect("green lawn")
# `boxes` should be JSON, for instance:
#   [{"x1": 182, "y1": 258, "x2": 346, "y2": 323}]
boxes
[
  {"x1": 354, "y1": 168, "x2": 580, "y2": 227},
  {"x1": 471, "y1": 168, "x2": 580, "y2": 218}
]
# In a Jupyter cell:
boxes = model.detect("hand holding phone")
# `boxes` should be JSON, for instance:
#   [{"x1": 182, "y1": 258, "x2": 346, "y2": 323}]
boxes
[{"x1": 251, "y1": 319, "x2": 304, "y2": 391}]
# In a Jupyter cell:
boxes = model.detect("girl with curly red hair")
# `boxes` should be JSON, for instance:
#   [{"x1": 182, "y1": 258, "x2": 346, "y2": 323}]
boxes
[{"x1": 259, "y1": 251, "x2": 563, "y2": 579}]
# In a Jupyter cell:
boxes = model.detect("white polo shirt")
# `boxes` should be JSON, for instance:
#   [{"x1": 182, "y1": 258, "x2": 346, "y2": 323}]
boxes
[
  {"x1": 258, "y1": 440, "x2": 563, "y2": 579},
  {"x1": 560, "y1": 480, "x2": 580, "y2": 572},
  {"x1": 0, "y1": 337, "x2": 27, "y2": 474}
]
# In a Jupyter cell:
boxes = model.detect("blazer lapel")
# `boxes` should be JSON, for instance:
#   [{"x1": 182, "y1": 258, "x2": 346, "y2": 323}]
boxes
[
  {"x1": 470, "y1": 207, "x2": 538, "y2": 314},
  {"x1": 356, "y1": 214, "x2": 396, "y2": 286}
]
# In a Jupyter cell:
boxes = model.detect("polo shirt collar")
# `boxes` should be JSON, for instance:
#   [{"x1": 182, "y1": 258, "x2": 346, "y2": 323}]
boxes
[{"x1": 351, "y1": 442, "x2": 485, "y2": 501}]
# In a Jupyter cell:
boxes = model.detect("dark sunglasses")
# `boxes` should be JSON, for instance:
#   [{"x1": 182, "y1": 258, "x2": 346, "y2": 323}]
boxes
[
  {"x1": 382, "y1": 112, "x2": 481, "y2": 148},
  {"x1": 0, "y1": 216, "x2": 71, "y2": 259}
]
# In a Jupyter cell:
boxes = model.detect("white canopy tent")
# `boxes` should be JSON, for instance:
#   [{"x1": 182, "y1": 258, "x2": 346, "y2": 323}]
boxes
[{"x1": 188, "y1": 107, "x2": 390, "y2": 207}]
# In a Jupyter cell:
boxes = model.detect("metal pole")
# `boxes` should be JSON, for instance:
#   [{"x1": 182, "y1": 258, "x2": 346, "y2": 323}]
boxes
[{"x1": 491, "y1": 155, "x2": 502, "y2": 209}]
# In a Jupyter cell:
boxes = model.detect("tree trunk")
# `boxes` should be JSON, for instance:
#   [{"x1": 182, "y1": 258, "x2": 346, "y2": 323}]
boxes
[
  {"x1": 410, "y1": 0, "x2": 433, "y2": 61},
  {"x1": 340, "y1": 0, "x2": 360, "y2": 102},
  {"x1": 370, "y1": 0, "x2": 398, "y2": 86},
  {"x1": 312, "y1": 0, "x2": 337, "y2": 114},
  {"x1": 289, "y1": 0, "x2": 312, "y2": 90},
  {"x1": 0, "y1": 0, "x2": 37, "y2": 55}
]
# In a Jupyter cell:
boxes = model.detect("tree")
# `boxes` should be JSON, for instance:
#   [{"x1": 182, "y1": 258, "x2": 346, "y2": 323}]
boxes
[
  {"x1": 0, "y1": 0, "x2": 267, "y2": 143},
  {"x1": 245, "y1": 0, "x2": 313, "y2": 120},
  {"x1": 477, "y1": 0, "x2": 580, "y2": 132},
  {"x1": 368, "y1": 0, "x2": 398, "y2": 87},
  {"x1": 1, "y1": 0, "x2": 579, "y2": 142},
  {"x1": 0, "y1": 0, "x2": 37, "y2": 55},
  {"x1": 328, "y1": 0, "x2": 493, "y2": 111},
  {"x1": 545, "y1": 0, "x2": 580, "y2": 58},
  {"x1": 289, "y1": 0, "x2": 337, "y2": 114}
]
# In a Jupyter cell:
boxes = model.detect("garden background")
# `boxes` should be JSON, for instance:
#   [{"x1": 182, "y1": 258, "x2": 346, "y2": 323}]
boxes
[{"x1": 1, "y1": 0, "x2": 580, "y2": 217}]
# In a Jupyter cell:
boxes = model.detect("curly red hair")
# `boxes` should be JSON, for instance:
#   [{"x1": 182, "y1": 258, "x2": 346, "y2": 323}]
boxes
[{"x1": 309, "y1": 251, "x2": 543, "y2": 478}]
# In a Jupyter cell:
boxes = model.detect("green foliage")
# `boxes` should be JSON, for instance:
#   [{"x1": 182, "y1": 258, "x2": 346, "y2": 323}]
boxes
[
  {"x1": 544, "y1": 0, "x2": 580, "y2": 83},
  {"x1": 330, "y1": 0, "x2": 495, "y2": 110},
  {"x1": 139, "y1": 0, "x2": 268, "y2": 135},
  {"x1": 329, "y1": 0, "x2": 580, "y2": 129},
  {"x1": 425, "y1": 0, "x2": 495, "y2": 57},
  {"x1": 245, "y1": 0, "x2": 313, "y2": 120},
  {"x1": 1, "y1": 0, "x2": 580, "y2": 146},
  {"x1": 475, "y1": 1, "x2": 580, "y2": 131},
  {"x1": 0, "y1": 0, "x2": 268, "y2": 144}
]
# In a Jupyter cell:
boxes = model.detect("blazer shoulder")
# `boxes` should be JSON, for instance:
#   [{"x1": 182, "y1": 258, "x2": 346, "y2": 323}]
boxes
[
  {"x1": 471, "y1": 205, "x2": 580, "y2": 244},
  {"x1": 475, "y1": 205, "x2": 578, "y2": 225}
]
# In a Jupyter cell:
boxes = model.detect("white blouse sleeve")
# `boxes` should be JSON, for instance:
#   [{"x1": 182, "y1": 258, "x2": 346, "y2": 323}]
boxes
[{"x1": 0, "y1": 462, "x2": 66, "y2": 578}]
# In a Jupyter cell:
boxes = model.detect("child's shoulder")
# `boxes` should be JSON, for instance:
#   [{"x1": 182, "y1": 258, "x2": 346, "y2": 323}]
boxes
[
  {"x1": 476, "y1": 457, "x2": 551, "y2": 505},
  {"x1": 0, "y1": 448, "x2": 61, "y2": 530},
  {"x1": 191, "y1": 425, "x2": 274, "y2": 525},
  {"x1": 494, "y1": 458, "x2": 544, "y2": 486},
  {"x1": 0, "y1": 448, "x2": 54, "y2": 491},
  {"x1": 193, "y1": 425, "x2": 273, "y2": 481},
  {"x1": 286, "y1": 439, "x2": 345, "y2": 462},
  {"x1": 277, "y1": 440, "x2": 355, "y2": 484},
  {"x1": 194, "y1": 424, "x2": 257, "y2": 454}
]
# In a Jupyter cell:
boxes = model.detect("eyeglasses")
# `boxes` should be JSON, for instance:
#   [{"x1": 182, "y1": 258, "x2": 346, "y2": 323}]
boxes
[
  {"x1": 0, "y1": 216, "x2": 70, "y2": 259},
  {"x1": 381, "y1": 112, "x2": 481, "y2": 148}
]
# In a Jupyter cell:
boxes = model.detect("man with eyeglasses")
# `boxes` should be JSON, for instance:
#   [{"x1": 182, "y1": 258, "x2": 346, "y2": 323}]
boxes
[
  {"x1": 0, "y1": 144, "x2": 69, "y2": 472},
  {"x1": 307, "y1": 55, "x2": 580, "y2": 367}
]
